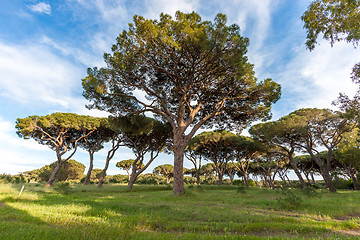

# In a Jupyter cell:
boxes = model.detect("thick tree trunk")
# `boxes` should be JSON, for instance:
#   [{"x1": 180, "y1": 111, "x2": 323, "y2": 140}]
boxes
[
  {"x1": 173, "y1": 137, "x2": 186, "y2": 194},
  {"x1": 127, "y1": 171, "x2": 140, "y2": 190},
  {"x1": 243, "y1": 172, "x2": 249, "y2": 187},
  {"x1": 320, "y1": 168, "x2": 336, "y2": 192},
  {"x1": 312, "y1": 155, "x2": 336, "y2": 192},
  {"x1": 350, "y1": 171, "x2": 360, "y2": 190},
  {"x1": 293, "y1": 166, "x2": 307, "y2": 188},
  {"x1": 195, "y1": 170, "x2": 200, "y2": 185},
  {"x1": 288, "y1": 154, "x2": 307, "y2": 189},
  {"x1": 98, "y1": 158, "x2": 110, "y2": 187},
  {"x1": 217, "y1": 173, "x2": 223, "y2": 185},
  {"x1": 45, "y1": 162, "x2": 63, "y2": 187},
  {"x1": 229, "y1": 174, "x2": 234, "y2": 185},
  {"x1": 83, "y1": 152, "x2": 94, "y2": 186},
  {"x1": 326, "y1": 149, "x2": 334, "y2": 172}
]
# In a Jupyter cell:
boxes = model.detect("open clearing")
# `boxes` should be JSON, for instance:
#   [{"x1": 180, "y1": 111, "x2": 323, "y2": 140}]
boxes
[{"x1": 0, "y1": 183, "x2": 359, "y2": 239}]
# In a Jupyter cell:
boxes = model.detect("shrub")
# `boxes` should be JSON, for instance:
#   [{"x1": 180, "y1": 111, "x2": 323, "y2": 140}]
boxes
[
  {"x1": 107, "y1": 174, "x2": 128, "y2": 183},
  {"x1": 53, "y1": 182, "x2": 72, "y2": 195},
  {"x1": 136, "y1": 173, "x2": 166, "y2": 185},
  {"x1": 0, "y1": 174, "x2": 26, "y2": 183},
  {"x1": 248, "y1": 179, "x2": 255, "y2": 187},
  {"x1": 332, "y1": 177, "x2": 353, "y2": 189},
  {"x1": 232, "y1": 180, "x2": 243, "y2": 186},
  {"x1": 302, "y1": 187, "x2": 321, "y2": 198},
  {"x1": 236, "y1": 186, "x2": 246, "y2": 194},
  {"x1": 183, "y1": 176, "x2": 196, "y2": 184},
  {"x1": 277, "y1": 188, "x2": 302, "y2": 209}
]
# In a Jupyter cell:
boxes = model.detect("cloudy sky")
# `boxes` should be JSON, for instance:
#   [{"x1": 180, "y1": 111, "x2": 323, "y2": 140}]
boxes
[{"x1": 1, "y1": 0, "x2": 359, "y2": 176}]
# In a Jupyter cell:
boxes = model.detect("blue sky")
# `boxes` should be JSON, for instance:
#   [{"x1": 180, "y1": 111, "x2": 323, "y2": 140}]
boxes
[{"x1": 1, "y1": 0, "x2": 359, "y2": 176}]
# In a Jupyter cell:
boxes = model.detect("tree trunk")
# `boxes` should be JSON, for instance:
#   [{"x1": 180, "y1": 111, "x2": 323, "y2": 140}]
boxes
[
  {"x1": 229, "y1": 174, "x2": 234, "y2": 185},
  {"x1": 285, "y1": 174, "x2": 291, "y2": 183},
  {"x1": 304, "y1": 172, "x2": 311, "y2": 183},
  {"x1": 128, "y1": 171, "x2": 140, "y2": 190},
  {"x1": 98, "y1": 137, "x2": 121, "y2": 187},
  {"x1": 195, "y1": 170, "x2": 200, "y2": 185},
  {"x1": 293, "y1": 167, "x2": 307, "y2": 188},
  {"x1": 173, "y1": 137, "x2": 186, "y2": 194},
  {"x1": 243, "y1": 172, "x2": 249, "y2": 187},
  {"x1": 350, "y1": 170, "x2": 360, "y2": 190},
  {"x1": 311, "y1": 155, "x2": 336, "y2": 192},
  {"x1": 326, "y1": 148, "x2": 334, "y2": 172},
  {"x1": 217, "y1": 173, "x2": 223, "y2": 185},
  {"x1": 320, "y1": 168, "x2": 336, "y2": 192},
  {"x1": 310, "y1": 172, "x2": 316, "y2": 185},
  {"x1": 289, "y1": 154, "x2": 307, "y2": 189},
  {"x1": 83, "y1": 152, "x2": 94, "y2": 186},
  {"x1": 45, "y1": 161, "x2": 63, "y2": 187},
  {"x1": 98, "y1": 158, "x2": 110, "y2": 187}
]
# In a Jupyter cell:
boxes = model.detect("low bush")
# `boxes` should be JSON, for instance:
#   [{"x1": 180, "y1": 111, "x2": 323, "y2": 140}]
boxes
[
  {"x1": 277, "y1": 188, "x2": 302, "y2": 209},
  {"x1": 332, "y1": 178, "x2": 353, "y2": 189},
  {"x1": 302, "y1": 187, "x2": 321, "y2": 198},
  {"x1": 236, "y1": 185, "x2": 246, "y2": 194},
  {"x1": 53, "y1": 182, "x2": 72, "y2": 195}
]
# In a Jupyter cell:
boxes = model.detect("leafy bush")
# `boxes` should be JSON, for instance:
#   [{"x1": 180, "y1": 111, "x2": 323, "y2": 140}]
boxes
[
  {"x1": 232, "y1": 180, "x2": 243, "y2": 186},
  {"x1": 0, "y1": 174, "x2": 26, "y2": 183},
  {"x1": 248, "y1": 179, "x2": 255, "y2": 187},
  {"x1": 332, "y1": 177, "x2": 353, "y2": 189},
  {"x1": 302, "y1": 187, "x2": 321, "y2": 198},
  {"x1": 196, "y1": 185, "x2": 204, "y2": 192},
  {"x1": 277, "y1": 189, "x2": 302, "y2": 209},
  {"x1": 236, "y1": 186, "x2": 246, "y2": 194},
  {"x1": 107, "y1": 174, "x2": 128, "y2": 183},
  {"x1": 53, "y1": 182, "x2": 72, "y2": 195},
  {"x1": 36, "y1": 160, "x2": 85, "y2": 182},
  {"x1": 136, "y1": 173, "x2": 166, "y2": 185},
  {"x1": 183, "y1": 176, "x2": 196, "y2": 184}
]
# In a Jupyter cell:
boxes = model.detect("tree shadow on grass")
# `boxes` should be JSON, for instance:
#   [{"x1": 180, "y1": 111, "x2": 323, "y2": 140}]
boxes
[
  {"x1": 0, "y1": 198, "x2": 50, "y2": 240},
  {"x1": 2, "y1": 184, "x2": 359, "y2": 239}
]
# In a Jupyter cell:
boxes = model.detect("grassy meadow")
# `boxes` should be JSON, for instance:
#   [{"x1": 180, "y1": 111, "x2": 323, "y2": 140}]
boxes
[{"x1": 0, "y1": 183, "x2": 359, "y2": 239}]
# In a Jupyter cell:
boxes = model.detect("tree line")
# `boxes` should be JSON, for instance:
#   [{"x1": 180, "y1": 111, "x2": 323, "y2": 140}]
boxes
[
  {"x1": 15, "y1": 0, "x2": 360, "y2": 194},
  {"x1": 15, "y1": 107, "x2": 360, "y2": 192}
]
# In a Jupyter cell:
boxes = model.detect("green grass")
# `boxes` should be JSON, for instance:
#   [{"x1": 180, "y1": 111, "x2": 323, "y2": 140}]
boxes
[{"x1": 0, "y1": 183, "x2": 359, "y2": 239}]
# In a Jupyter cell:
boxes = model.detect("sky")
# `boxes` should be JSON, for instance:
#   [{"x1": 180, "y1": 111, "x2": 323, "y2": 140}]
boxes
[{"x1": 1, "y1": 0, "x2": 359, "y2": 176}]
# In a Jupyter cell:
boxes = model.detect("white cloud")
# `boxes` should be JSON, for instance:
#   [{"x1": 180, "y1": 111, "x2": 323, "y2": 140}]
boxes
[
  {"x1": 144, "y1": 0, "x2": 199, "y2": 18},
  {"x1": 65, "y1": 0, "x2": 129, "y2": 55},
  {"x1": 27, "y1": 2, "x2": 51, "y2": 15},
  {"x1": 278, "y1": 40, "x2": 359, "y2": 111},
  {"x1": 40, "y1": 36, "x2": 105, "y2": 67},
  {"x1": 0, "y1": 41, "x2": 83, "y2": 107},
  {"x1": 0, "y1": 117, "x2": 55, "y2": 174}
]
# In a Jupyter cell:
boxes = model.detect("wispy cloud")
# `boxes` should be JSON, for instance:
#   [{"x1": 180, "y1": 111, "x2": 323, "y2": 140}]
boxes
[
  {"x1": 0, "y1": 41, "x2": 82, "y2": 107},
  {"x1": 27, "y1": 2, "x2": 51, "y2": 15},
  {"x1": 275, "y1": 39, "x2": 359, "y2": 114},
  {"x1": 143, "y1": 0, "x2": 199, "y2": 18},
  {"x1": 0, "y1": 117, "x2": 54, "y2": 174}
]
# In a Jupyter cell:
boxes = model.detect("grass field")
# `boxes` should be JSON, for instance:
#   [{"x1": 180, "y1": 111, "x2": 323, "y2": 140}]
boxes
[{"x1": 0, "y1": 183, "x2": 359, "y2": 239}]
